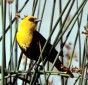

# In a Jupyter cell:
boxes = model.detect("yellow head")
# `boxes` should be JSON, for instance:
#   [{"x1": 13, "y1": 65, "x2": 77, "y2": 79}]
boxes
[{"x1": 18, "y1": 16, "x2": 41, "y2": 32}]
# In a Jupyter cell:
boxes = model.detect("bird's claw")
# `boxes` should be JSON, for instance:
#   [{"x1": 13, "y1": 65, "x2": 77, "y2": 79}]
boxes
[
  {"x1": 61, "y1": 64, "x2": 74, "y2": 78},
  {"x1": 34, "y1": 64, "x2": 43, "y2": 70}
]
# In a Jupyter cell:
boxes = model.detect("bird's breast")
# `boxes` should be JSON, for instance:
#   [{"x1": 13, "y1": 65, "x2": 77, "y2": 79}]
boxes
[{"x1": 16, "y1": 31, "x2": 33, "y2": 50}]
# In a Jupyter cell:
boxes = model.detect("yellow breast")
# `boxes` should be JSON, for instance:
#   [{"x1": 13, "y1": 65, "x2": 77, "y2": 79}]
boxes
[{"x1": 16, "y1": 31, "x2": 33, "y2": 51}]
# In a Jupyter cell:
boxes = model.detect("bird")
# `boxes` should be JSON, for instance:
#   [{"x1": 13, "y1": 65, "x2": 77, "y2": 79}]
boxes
[{"x1": 16, "y1": 16, "x2": 73, "y2": 77}]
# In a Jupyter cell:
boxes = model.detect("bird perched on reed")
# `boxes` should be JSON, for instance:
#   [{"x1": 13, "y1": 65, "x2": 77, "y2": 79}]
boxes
[{"x1": 16, "y1": 16, "x2": 73, "y2": 77}]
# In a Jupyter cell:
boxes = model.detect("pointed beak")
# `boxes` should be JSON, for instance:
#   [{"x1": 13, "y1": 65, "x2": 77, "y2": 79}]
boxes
[{"x1": 34, "y1": 18, "x2": 41, "y2": 23}]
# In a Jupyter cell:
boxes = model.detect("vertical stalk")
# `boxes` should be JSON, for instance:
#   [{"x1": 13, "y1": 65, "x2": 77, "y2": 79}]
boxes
[
  {"x1": 1, "y1": 0, "x2": 7, "y2": 85},
  {"x1": 14, "y1": 0, "x2": 18, "y2": 85},
  {"x1": 59, "y1": 0, "x2": 63, "y2": 61},
  {"x1": 32, "y1": 0, "x2": 38, "y2": 16},
  {"x1": 59, "y1": 0, "x2": 64, "y2": 85},
  {"x1": 79, "y1": 39, "x2": 87, "y2": 85},
  {"x1": 22, "y1": 57, "x2": 27, "y2": 85},
  {"x1": 37, "y1": 0, "x2": 41, "y2": 19},
  {"x1": 9, "y1": 4, "x2": 13, "y2": 69},
  {"x1": 8, "y1": 2, "x2": 13, "y2": 84},
  {"x1": 15, "y1": 0, "x2": 18, "y2": 70},
  {"x1": 38, "y1": 0, "x2": 47, "y2": 31},
  {"x1": 76, "y1": 0, "x2": 83, "y2": 84},
  {"x1": 77, "y1": 0, "x2": 82, "y2": 69},
  {"x1": 32, "y1": 0, "x2": 36, "y2": 11},
  {"x1": 36, "y1": 0, "x2": 41, "y2": 31},
  {"x1": 1, "y1": 0, "x2": 3, "y2": 17}
]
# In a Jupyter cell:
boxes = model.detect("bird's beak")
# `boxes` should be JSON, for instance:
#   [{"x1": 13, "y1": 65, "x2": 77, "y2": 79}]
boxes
[{"x1": 34, "y1": 18, "x2": 41, "y2": 23}]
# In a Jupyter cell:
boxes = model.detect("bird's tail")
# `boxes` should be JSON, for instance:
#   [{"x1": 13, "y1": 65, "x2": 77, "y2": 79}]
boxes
[{"x1": 47, "y1": 47, "x2": 74, "y2": 78}]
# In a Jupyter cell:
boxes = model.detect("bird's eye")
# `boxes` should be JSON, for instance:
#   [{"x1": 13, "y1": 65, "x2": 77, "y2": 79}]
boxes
[{"x1": 28, "y1": 18, "x2": 34, "y2": 22}]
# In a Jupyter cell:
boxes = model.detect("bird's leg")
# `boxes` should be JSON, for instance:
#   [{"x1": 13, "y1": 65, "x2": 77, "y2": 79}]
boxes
[{"x1": 27, "y1": 61, "x2": 36, "y2": 76}]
